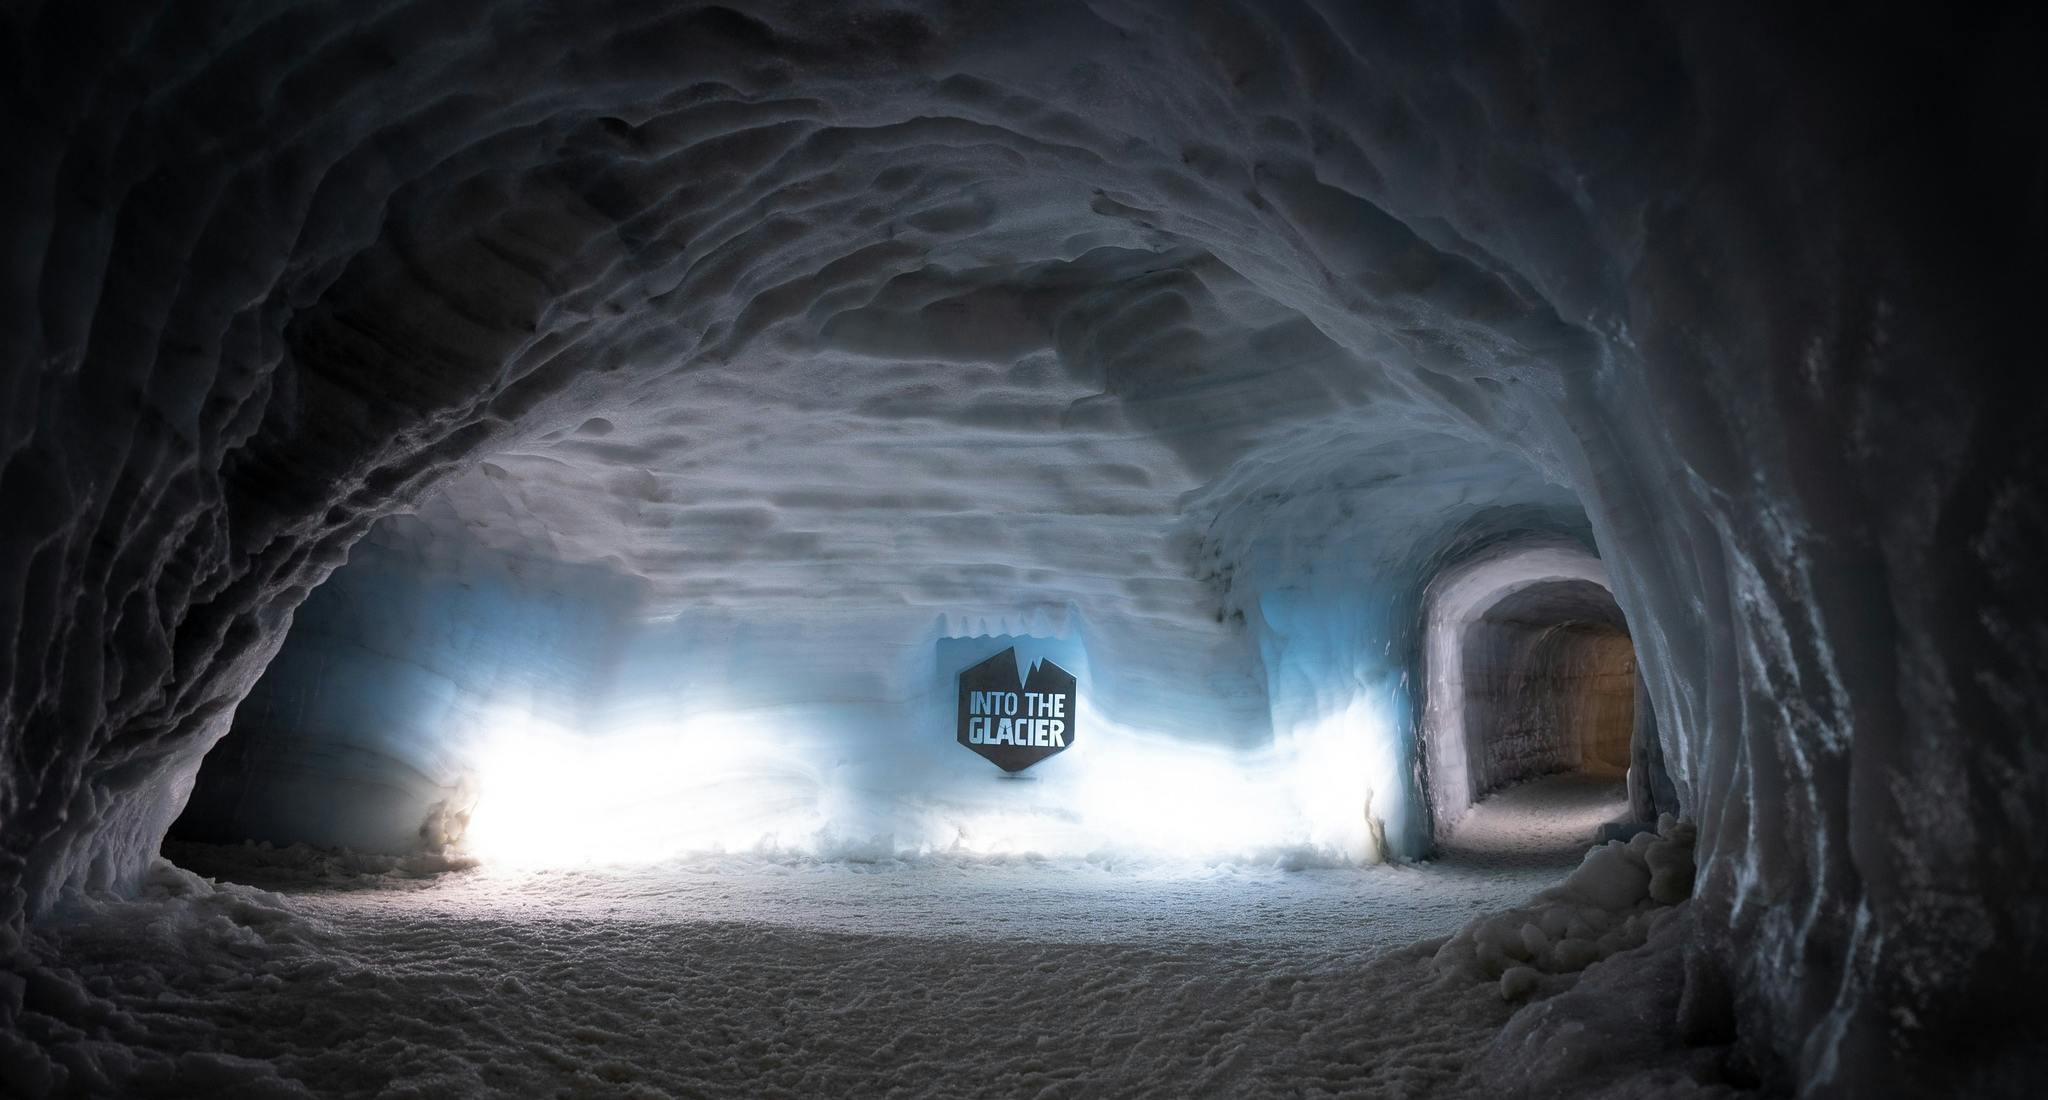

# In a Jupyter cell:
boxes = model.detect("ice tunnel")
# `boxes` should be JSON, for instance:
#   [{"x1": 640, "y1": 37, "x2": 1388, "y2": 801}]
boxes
[
  {"x1": 3, "y1": 2, "x2": 2044, "y2": 1097},
  {"x1": 1420, "y1": 540, "x2": 1677, "y2": 843}
]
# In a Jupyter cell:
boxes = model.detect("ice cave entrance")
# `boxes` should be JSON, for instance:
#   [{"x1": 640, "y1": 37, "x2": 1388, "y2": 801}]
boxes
[{"x1": 1421, "y1": 543, "x2": 1677, "y2": 850}]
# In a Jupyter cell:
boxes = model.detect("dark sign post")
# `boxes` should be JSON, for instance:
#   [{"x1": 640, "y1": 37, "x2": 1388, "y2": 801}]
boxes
[{"x1": 957, "y1": 647, "x2": 1077, "y2": 773}]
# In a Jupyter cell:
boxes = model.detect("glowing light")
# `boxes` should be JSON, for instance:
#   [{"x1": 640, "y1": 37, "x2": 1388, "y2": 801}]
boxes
[
  {"x1": 461, "y1": 706, "x2": 827, "y2": 867},
  {"x1": 1282, "y1": 697, "x2": 1393, "y2": 862},
  {"x1": 905, "y1": 692, "x2": 1393, "y2": 866},
  {"x1": 459, "y1": 691, "x2": 1395, "y2": 869}
]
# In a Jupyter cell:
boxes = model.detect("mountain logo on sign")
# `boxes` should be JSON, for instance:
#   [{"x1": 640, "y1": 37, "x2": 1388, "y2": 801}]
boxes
[{"x1": 956, "y1": 648, "x2": 1077, "y2": 773}]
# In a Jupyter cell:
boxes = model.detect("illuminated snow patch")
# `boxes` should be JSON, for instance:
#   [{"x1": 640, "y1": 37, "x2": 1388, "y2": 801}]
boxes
[
  {"x1": 461, "y1": 708, "x2": 831, "y2": 866},
  {"x1": 460, "y1": 693, "x2": 1394, "y2": 868}
]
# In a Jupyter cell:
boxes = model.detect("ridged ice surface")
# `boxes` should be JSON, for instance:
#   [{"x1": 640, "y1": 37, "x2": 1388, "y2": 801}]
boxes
[{"x1": 3, "y1": 2, "x2": 2043, "y2": 1097}]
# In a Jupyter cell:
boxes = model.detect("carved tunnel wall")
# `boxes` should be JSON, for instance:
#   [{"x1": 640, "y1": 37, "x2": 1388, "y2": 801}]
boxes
[
  {"x1": 1, "y1": 4, "x2": 2042, "y2": 1096},
  {"x1": 1461, "y1": 579, "x2": 1635, "y2": 795}
]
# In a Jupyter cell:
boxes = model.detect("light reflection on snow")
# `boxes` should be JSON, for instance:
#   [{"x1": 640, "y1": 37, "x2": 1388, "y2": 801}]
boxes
[
  {"x1": 461, "y1": 693, "x2": 1398, "y2": 869},
  {"x1": 462, "y1": 706, "x2": 828, "y2": 866}
]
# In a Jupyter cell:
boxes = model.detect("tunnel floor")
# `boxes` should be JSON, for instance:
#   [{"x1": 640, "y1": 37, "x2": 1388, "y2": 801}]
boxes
[
  {"x1": 31, "y1": 776, "x2": 1632, "y2": 1097},
  {"x1": 1436, "y1": 773, "x2": 1632, "y2": 869}
]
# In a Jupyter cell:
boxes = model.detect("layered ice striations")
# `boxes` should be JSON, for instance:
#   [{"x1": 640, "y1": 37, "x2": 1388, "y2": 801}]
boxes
[
  {"x1": 174, "y1": 512, "x2": 1361, "y2": 868},
  {"x1": 1, "y1": 2, "x2": 2042, "y2": 1095}
]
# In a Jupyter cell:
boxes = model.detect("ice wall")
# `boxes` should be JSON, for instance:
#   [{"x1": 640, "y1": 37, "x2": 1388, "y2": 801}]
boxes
[
  {"x1": 180, "y1": 508, "x2": 1365, "y2": 867},
  {"x1": 188, "y1": 421, "x2": 1581, "y2": 871},
  {"x1": 171, "y1": 507, "x2": 645, "y2": 852},
  {"x1": 1187, "y1": 428, "x2": 1596, "y2": 861},
  {"x1": 2, "y1": 2, "x2": 2042, "y2": 1094}
]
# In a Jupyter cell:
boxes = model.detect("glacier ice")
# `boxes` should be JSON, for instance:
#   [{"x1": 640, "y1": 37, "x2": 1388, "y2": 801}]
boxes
[{"x1": 1, "y1": 1, "x2": 2042, "y2": 1096}]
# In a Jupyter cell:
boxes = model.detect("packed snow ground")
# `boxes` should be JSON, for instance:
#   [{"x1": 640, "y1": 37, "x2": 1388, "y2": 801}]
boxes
[{"x1": 10, "y1": 775, "x2": 1749, "y2": 1097}]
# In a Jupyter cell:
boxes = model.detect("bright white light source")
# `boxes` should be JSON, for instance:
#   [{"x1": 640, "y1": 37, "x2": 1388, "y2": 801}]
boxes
[
  {"x1": 1283, "y1": 697, "x2": 1393, "y2": 862},
  {"x1": 459, "y1": 691, "x2": 1392, "y2": 869},
  {"x1": 461, "y1": 706, "x2": 827, "y2": 867}
]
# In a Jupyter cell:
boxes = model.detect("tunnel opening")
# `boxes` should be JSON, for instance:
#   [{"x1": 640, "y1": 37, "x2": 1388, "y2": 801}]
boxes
[
  {"x1": 1419, "y1": 542, "x2": 1677, "y2": 855},
  {"x1": 1462, "y1": 579, "x2": 1632, "y2": 793}
]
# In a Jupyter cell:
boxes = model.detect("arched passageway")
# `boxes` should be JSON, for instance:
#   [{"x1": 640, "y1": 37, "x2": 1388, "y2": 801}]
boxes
[{"x1": 1421, "y1": 542, "x2": 1678, "y2": 847}]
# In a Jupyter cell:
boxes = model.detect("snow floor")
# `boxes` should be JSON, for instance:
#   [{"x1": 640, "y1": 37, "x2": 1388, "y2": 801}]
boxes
[{"x1": 11, "y1": 774, "x2": 1750, "y2": 1098}]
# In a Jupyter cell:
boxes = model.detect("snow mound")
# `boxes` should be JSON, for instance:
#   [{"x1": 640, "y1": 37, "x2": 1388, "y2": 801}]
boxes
[
  {"x1": 162, "y1": 841, "x2": 478, "y2": 890},
  {"x1": 1, "y1": 860, "x2": 328, "y2": 1098},
  {"x1": 1433, "y1": 814, "x2": 1697, "y2": 999}
]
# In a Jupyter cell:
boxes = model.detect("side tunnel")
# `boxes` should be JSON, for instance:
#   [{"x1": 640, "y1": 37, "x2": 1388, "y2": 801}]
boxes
[{"x1": 1420, "y1": 540, "x2": 1678, "y2": 844}]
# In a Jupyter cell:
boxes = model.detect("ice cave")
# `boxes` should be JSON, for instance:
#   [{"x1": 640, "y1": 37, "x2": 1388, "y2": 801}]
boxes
[{"x1": 1, "y1": 2, "x2": 2042, "y2": 1097}]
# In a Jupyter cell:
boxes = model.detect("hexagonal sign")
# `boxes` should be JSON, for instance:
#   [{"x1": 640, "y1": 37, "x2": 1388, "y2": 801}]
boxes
[{"x1": 957, "y1": 647, "x2": 1077, "y2": 773}]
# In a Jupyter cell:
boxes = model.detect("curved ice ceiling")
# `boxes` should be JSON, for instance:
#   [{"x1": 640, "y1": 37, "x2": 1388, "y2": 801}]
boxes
[{"x1": 3, "y1": 2, "x2": 2043, "y2": 1096}]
